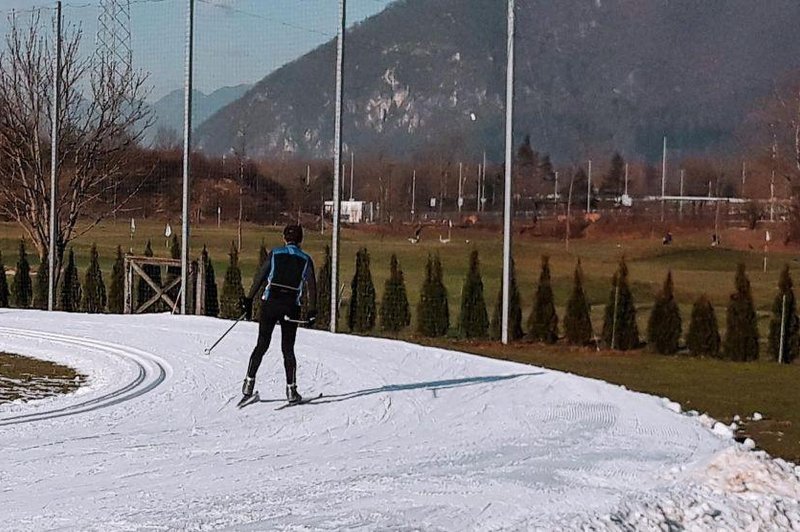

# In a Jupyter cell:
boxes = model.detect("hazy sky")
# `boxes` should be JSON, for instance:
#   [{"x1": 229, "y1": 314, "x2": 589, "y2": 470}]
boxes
[{"x1": 0, "y1": 0, "x2": 394, "y2": 100}]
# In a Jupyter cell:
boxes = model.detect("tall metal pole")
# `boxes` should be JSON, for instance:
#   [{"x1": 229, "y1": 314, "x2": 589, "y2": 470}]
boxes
[
  {"x1": 660, "y1": 135, "x2": 667, "y2": 222},
  {"x1": 180, "y1": 0, "x2": 194, "y2": 315},
  {"x1": 411, "y1": 170, "x2": 416, "y2": 221},
  {"x1": 330, "y1": 0, "x2": 346, "y2": 333},
  {"x1": 349, "y1": 151, "x2": 354, "y2": 201},
  {"x1": 458, "y1": 162, "x2": 463, "y2": 213},
  {"x1": 679, "y1": 169, "x2": 685, "y2": 219},
  {"x1": 501, "y1": 0, "x2": 515, "y2": 345},
  {"x1": 586, "y1": 160, "x2": 592, "y2": 213},
  {"x1": 48, "y1": 1, "x2": 62, "y2": 312},
  {"x1": 624, "y1": 163, "x2": 629, "y2": 196}
]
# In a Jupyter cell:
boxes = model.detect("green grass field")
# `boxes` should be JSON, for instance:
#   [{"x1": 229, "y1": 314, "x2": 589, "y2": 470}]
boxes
[{"x1": 1, "y1": 219, "x2": 798, "y2": 461}]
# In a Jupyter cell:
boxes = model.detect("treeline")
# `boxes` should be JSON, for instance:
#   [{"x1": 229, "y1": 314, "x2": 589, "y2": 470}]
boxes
[{"x1": 2, "y1": 239, "x2": 797, "y2": 363}]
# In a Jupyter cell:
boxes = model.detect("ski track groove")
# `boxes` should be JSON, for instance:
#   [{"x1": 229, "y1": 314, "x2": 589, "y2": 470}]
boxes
[{"x1": 0, "y1": 327, "x2": 168, "y2": 426}]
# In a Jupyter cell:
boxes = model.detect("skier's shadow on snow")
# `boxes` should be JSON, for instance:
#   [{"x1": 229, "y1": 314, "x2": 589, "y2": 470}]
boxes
[{"x1": 301, "y1": 372, "x2": 543, "y2": 405}]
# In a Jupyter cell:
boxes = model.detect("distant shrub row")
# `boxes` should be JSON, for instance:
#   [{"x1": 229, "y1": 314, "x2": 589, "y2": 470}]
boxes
[{"x1": 1, "y1": 238, "x2": 795, "y2": 363}]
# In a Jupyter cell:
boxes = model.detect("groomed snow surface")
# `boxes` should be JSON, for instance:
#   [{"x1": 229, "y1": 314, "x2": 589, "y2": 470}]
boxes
[{"x1": 1, "y1": 311, "x2": 799, "y2": 531}]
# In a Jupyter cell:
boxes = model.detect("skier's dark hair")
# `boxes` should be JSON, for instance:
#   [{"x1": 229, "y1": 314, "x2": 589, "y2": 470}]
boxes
[{"x1": 284, "y1": 224, "x2": 303, "y2": 244}]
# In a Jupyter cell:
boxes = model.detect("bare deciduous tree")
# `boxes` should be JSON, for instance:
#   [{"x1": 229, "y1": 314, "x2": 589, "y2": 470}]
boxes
[{"x1": 0, "y1": 11, "x2": 152, "y2": 286}]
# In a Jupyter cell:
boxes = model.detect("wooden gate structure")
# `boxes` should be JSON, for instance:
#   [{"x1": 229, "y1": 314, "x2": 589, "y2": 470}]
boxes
[{"x1": 124, "y1": 255, "x2": 205, "y2": 314}]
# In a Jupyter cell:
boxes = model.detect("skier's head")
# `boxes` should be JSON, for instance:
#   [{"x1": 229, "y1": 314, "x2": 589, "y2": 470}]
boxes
[{"x1": 283, "y1": 224, "x2": 303, "y2": 245}]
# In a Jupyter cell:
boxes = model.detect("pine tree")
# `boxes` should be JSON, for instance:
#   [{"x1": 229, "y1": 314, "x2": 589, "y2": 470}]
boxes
[
  {"x1": 564, "y1": 261, "x2": 593, "y2": 345},
  {"x1": 166, "y1": 234, "x2": 181, "y2": 303},
  {"x1": 202, "y1": 246, "x2": 219, "y2": 317},
  {"x1": 11, "y1": 239, "x2": 32, "y2": 308},
  {"x1": 220, "y1": 242, "x2": 246, "y2": 319},
  {"x1": 602, "y1": 258, "x2": 639, "y2": 350},
  {"x1": 768, "y1": 265, "x2": 799, "y2": 363},
  {"x1": 137, "y1": 241, "x2": 162, "y2": 312},
  {"x1": 686, "y1": 295, "x2": 720, "y2": 357},
  {"x1": 417, "y1": 253, "x2": 449, "y2": 337},
  {"x1": 646, "y1": 271, "x2": 682, "y2": 354},
  {"x1": 58, "y1": 248, "x2": 82, "y2": 312},
  {"x1": 108, "y1": 246, "x2": 125, "y2": 314},
  {"x1": 458, "y1": 249, "x2": 489, "y2": 338},
  {"x1": 490, "y1": 259, "x2": 523, "y2": 341},
  {"x1": 33, "y1": 252, "x2": 49, "y2": 310},
  {"x1": 348, "y1": 248, "x2": 377, "y2": 332},
  {"x1": 528, "y1": 255, "x2": 559, "y2": 343},
  {"x1": 602, "y1": 152, "x2": 625, "y2": 197},
  {"x1": 82, "y1": 244, "x2": 107, "y2": 313},
  {"x1": 723, "y1": 263, "x2": 759, "y2": 361},
  {"x1": 380, "y1": 254, "x2": 411, "y2": 333},
  {"x1": 316, "y1": 245, "x2": 332, "y2": 330},
  {"x1": 0, "y1": 251, "x2": 9, "y2": 308},
  {"x1": 250, "y1": 240, "x2": 270, "y2": 322}
]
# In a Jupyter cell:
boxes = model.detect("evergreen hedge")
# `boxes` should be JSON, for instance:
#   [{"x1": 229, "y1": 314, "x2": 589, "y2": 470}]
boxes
[
  {"x1": 82, "y1": 244, "x2": 107, "y2": 313},
  {"x1": 348, "y1": 247, "x2": 377, "y2": 332},
  {"x1": 602, "y1": 258, "x2": 639, "y2": 350},
  {"x1": 108, "y1": 246, "x2": 125, "y2": 314},
  {"x1": 723, "y1": 263, "x2": 759, "y2": 361},
  {"x1": 166, "y1": 234, "x2": 181, "y2": 303},
  {"x1": 12, "y1": 239, "x2": 32, "y2": 308},
  {"x1": 458, "y1": 249, "x2": 489, "y2": 338},
  {"x1": 527, "y1": 255, "x2": 558, "y2": 343},
  {"x1": 58, "y1": 248, "x2": 82, "y2": 312},
  {"x1": 0, "y1": 252, "x2": 9, "y2": 308},
  {"x1": 686, "y1": 295, "x2": 720, "y2": 357},
  {"x1": 417, "y1": 253, "x2": 449, "y2": 337},
  {"x1": 316, "y1": 245, "x2": 332, "y2": 330},
  {"x1": 220, "y1": 242, "x2": 245, "y2": 319},
  {"x1": 768, "y1": 265, "x2": 799, "y2": 364},
  {"x1": 564, "y1": 261, "x2": 593, "y2": 345},
  {"x1": 202, "y1": 246, "x2": 219, "y2": 317},
  {"x1": 490, "y1": 258, "x2": 523, "y2": 341},
  {"x1": 647, "y1": 271, "x2": 682, "y2": 354},
  {"x1": 251, "y1": 241, "x2": 270, "y2": 321},
  {"x1": 33, "y1": 252, "x2": 48, "y2": 310},
  {"x1": 380, "y1": 254, "x2": 411, "y2": 332}
]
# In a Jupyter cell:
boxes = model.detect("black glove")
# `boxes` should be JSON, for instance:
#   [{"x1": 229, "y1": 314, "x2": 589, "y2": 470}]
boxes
[
  {"x1": 306, "y1": 309, "x2": 318, "y2": 324},
  {"x1": 239, "y1": 296, "x2": 253, "y2": 320}
]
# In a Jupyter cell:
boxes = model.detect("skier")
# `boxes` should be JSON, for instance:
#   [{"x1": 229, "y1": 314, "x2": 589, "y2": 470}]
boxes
[{"x1": 238, "y1": 224, "x2": 317, "y2": 406}]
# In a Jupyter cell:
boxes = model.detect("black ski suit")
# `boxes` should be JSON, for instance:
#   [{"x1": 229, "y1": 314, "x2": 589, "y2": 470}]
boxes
[{"x1": 245, "y1": 243, "x2": 317, "y2": 385}]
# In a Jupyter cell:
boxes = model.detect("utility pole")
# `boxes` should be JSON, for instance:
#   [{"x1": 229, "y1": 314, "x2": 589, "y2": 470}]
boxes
[
  {"x1": 411, "y1": 170, "x2": 416, "y2": 221},
  {"x1": 661, "y1": 135, "x2": 667, "y2": 222},
  {"x1": 741, "y1": 160, "x2": 746, "y2": 197},
  {"x1": 48, "y1": 1, "x2": 62, "y2": 312},
  {"x1": 624, "y1": 163, "x2": 629, "y2": 197},
  {"x1": 501, "y1": 0, "x2": 515, "y2": 345},
  {"x1": 349, "y1": 151, "x2": 354, "y2": 201},
  {"x1": 476, "y1": 164, "x2": 482, "y2": 212},
  {"x1": 554, "y1": 171, "x2": 559, "y2": 213},
  {"x1": 679, "y1": 169, "x2": 685, "y2": 219},
  {"x1": 180, "y1": 0, "x2": 194, "y2": 315},
  {"x1": 330, "y1": 0, "x2": 346, "y2": 333},
  {"x1": 586, "y1": 160, "x2": 592, "y2": 213},
  {"x1": 458, "y1": 162, "x2": 463, "y2": 213}
]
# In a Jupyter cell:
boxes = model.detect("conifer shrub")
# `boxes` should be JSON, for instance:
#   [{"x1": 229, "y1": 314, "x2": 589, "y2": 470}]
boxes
[
  {"x1": 417, "y1": 253, "x2": 449, "y2": 337},
  {"x1": 166, "y1": 234, "x2": 181, "y2": 303},
  {"x1": 220, "y1": 242, "x2": 246, "y2": 319},
  {"x1": 58, "y1": 248, "x2": 82, "y2": 312},
  {"x1": 137, "y1": 240, "x2": 162, "y2": 312},
  {"x1": 564, "y1": 261, "x2": 593, "y2": 345},
  {"x1": 528, "y1": 255, "x2": 558, "y2": 343},
  {"x1": 33, "y1": 253, "x2": 49, "y2": 310},
  {"x1": 768, "y1": 265, "x2": 799, "y2": 364},
  {"x1": 0, "y1": 252, "x2": 9, "y2": 308},
  {"x1": 723, "y1": 263, "x2": 759, "y2": 361},
  {"x1": 12, "y1": 239, "x2": 32, "y2": 308},
  {"x1": 316, "y1": 245, "x2": 332, "y2": 330},
  {"x1": 490, "y1": 258, "x2": 523, "y2": 341},
  {"x1": 458, "y1": 249, "x2": 489, "y2": 338},
  {"x1": 647, "y1": 271, "x2": 682, "y2": 354},
  {"x1": 348, "y1": 247, "x2": 376, "y2": 332},
  {"x1": 201, "y1": 246, "x2": 219, "y2": 317},
  {"x1": 602, "y1": 258, "x2": 639, "y2": 350},
  {"x1": 686, "y1": 295, "x2": 721, "y2": 357},
  {"x1": 108, "y1": 246, "x2": 125, "y2": 314},
  {"x1": 81, "y1": 244, "x2": 107, "y2": 313},
  {"x1": 380, "y1": 254, "x2": 411, "y2": 333},
  {"x1": 251, "y1": 241, "x2": 270, "y2": 321}
]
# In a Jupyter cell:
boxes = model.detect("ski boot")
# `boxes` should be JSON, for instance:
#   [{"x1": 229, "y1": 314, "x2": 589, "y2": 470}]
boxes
[
  {"x1": 286, "y1": 383, "x2": 302, "y2": 404},
  {"x1": 236, "y1": 377, "x2": 259, "y2": 408}
]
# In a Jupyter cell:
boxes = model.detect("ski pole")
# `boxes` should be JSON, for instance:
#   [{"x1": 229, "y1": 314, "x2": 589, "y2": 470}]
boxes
[{"x1": 204, "y1": 312, "x2": 248, "y2": 355}]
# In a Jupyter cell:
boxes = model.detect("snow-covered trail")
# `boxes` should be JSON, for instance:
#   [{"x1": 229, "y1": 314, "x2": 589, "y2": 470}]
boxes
[{"x1": 1, "y1": 310, "x2": 798, "y2": 530}]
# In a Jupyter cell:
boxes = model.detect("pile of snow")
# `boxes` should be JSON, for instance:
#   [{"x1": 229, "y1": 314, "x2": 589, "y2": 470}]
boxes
[{"x1": 0, "y1": 310, "x2": 798, "y2": 530}]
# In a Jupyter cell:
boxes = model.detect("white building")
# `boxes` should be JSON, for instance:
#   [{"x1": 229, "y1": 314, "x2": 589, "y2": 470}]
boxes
[{"x1": 324, "y1": 200, "x2": 370, "y2": 223}]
